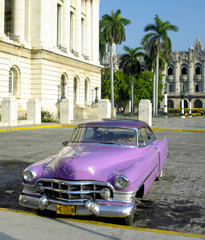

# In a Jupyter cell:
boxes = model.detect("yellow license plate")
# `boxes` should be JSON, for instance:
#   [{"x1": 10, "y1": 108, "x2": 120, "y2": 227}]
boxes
[{"x1": 56, "y1": 204, "x2": 75, "y2": 216}]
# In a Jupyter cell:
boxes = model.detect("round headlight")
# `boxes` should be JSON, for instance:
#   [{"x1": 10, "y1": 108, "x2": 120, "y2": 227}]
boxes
[
  {"x1": 23, "y1": 170, "x2": 36, "y2": 182},
  {"x1": 114, "y1": 175, "x2": 129, "y2": 190},
  {"x1": 100, "y1": 188, "x2": 111, "y2": 200}
]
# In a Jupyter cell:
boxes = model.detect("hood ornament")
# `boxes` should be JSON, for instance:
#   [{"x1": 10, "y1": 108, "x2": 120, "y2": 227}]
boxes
[{"x1": 63, "y1": 168, "x2": 79, "y2": 177}]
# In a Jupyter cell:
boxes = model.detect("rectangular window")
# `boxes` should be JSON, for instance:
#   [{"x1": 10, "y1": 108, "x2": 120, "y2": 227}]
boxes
[
  {"x1": 70, "y1": 12, "x2": 74, "y2": 50},
  {"x1": 4, "y1": 0, "x2": 12, "y2": 34},
  {"x1": 81, "y1": 18, "x2": 85, "y2": 54},
  {"x1": 57, "y1": 4, "x2": 62, "y2": 46}
]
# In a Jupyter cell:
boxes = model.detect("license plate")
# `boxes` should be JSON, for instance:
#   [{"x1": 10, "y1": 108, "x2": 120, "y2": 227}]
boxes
[{"x1": 56, "y1": 204, "x2": 75, "y2": 216}]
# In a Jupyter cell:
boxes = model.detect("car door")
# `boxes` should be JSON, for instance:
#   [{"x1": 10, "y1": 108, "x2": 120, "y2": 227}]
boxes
[{"x1": 138, "y1": 127, "x2": 159, "y2": 185}]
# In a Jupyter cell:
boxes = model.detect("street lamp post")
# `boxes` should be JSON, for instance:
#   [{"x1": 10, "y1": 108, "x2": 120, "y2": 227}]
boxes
[
  {"x1": 188, "y1": 95, "x2": 192, "y2": 117},
  {"x1": 164, "y1": 83, "x2": 168, "y2": 118},
  {"x1": 180, "y1": 91, "x2": 185, "y2": 118},
  {"x1": 94, "y1": 87, "x2": 99, "y2": 103}
]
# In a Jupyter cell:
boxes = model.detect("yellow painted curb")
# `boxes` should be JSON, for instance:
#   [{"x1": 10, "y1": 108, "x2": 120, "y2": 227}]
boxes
[
  {"x1": 1, "y1": 125, "x2": 205, "y2": 133},
  {"x1": 0, "y1": 208, "x2": 204, "y2": 238},
  {"x1": 0, "y1": 124, "x2": 76, "y2": 132},
  {"x1": 152, "y1": 128, "x2": 205, "y2": 133}
]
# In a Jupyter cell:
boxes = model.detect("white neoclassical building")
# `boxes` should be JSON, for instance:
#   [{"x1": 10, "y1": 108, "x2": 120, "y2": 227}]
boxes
[
  {"x1": 0, "y1": 0, "x2": 101, "y2": 119},
  {"x1": 161, "y1": 38, "x2": 205, "y2": 110}
]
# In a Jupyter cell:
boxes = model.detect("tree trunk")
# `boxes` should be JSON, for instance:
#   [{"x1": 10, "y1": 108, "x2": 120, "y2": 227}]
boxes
[
  {"x1": 131, "y1": 74, "x2": 134, "y2": 114},
  {"x1": 153, "y1": 71, "x2": 156, "y2": 117},
  {"x1": 155, "y1": 51, "x2": 159, "y2": 116},
  {"x1": 110, "y1": 44, "x2": 114, "y2": 108}
]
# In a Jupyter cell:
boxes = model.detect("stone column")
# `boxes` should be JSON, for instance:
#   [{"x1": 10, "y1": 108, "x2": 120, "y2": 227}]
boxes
[
  {"x1": 75, "y1": 0, "x2": 81, "y2": 55},
  {"x1": 98, "y1": 99, "x2": 111, "y2": 119},
  {"x1": 174, "y1": 61, "x2": 180, "y2": 93},
  {"x1": 0, "y1": 0, "x2": 5, "y2": 37},
  {"x1": 27, "y1": 98, "x2": 41, "y2": 124},
  {"x1": 1, "y1": 97, "x2": 17, "y2": 126},
  {"x1": 139, "y1": 99, "x2": 152, "y2": 127},
  {"x1": 202, "y1": 62, "x2": 205, "y2": 92},
  {"x1": 85, "y1": 0, "x2": 91, "y2": 59},
  {"x1": 63, "y1": 0, "x2": 70, "y2": 51},
  {"x1": 60, "y1": 99, "x2": 73, "y2": 124},
  {"x1": 188, "y1": 61, "x2": 194, "y2": 92},
  {"x1": 13, "y1": 0, "x2": 25, "y2": 42},
  {"x1": 91, "y1": 0, "x2": 99, "y2": 61}
]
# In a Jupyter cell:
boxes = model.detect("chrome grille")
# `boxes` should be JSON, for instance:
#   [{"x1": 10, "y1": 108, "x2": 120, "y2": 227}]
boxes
[{"x1": 36, "y1": 179, "x2": 113, "y2": 202}]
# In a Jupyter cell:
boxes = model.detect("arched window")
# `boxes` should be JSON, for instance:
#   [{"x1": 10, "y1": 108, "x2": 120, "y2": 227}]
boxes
[
  {"x1": 181, "y1": 67, "x2": 187, "y2": 75},
  {"x1": 168, "y1": 67, "x2": 173, "y2": 75},
  {"x1": 60, "y1": 74, "x2": 67, "y2": 99},
  {"x1": 8, "y1": 65, "x2": 20, "y2": 96},
  {"x1": 169, "y1": 84, "x2": 173, "y2": 92},
  {"x1": 195, "y1": 66, "x2": 201, "y2": 75},
  {"x1": 168, "y1": 100, "x2": 174, "y2": 108},
  {"x1": 194, "y1": 100, "x2": 202, "y2": 108}
]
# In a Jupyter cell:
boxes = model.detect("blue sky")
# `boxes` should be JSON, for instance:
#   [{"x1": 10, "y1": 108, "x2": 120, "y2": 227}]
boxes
[{"x1": 100, "y1": 0, "x2": 205, "y2": 54}]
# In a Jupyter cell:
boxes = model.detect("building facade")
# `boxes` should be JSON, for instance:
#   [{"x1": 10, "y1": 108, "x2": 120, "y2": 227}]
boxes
[
  {"x1": 0, "y1": 0, "x2": 101, "y2": 118},
  {"x1": 161, "y1": 38, "x2": 205, "y2": 110}
]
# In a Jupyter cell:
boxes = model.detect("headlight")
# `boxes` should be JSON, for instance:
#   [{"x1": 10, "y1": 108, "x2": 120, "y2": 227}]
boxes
[
  {"x1": 114, "y1": 175, "x2": 129, "y2": 190},
  {"x1": 23, "y1": 169, "x2": 36, "y2": 182}
]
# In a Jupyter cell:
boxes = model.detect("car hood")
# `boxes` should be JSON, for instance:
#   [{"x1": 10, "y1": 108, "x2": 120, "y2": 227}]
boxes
[{"x1": 42, "y1": 144, "x2": 141, "y2": 182}]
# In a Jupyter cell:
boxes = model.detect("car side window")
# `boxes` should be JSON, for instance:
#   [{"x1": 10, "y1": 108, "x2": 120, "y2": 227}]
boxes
[
  {"x1": 138, "y1": 128, "x2": 148, "y2": 146},
  {"x1": 145, "y1": 127, "x2": 155, "y2": 141}
]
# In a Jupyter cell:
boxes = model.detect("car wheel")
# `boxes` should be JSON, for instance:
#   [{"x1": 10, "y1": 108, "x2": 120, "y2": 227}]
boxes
[{"x1": 124, "y1": 214, "x2": 135, "y2": 226}]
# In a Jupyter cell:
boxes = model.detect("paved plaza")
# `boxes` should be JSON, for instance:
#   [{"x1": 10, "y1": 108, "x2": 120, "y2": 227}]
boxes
[{"x1": 0, "y1": 116, "x2": 205, "y2": 239}]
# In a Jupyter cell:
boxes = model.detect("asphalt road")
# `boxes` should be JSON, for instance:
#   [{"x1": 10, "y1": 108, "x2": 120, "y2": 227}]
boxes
[{"x1": 0, "y1": 126, "x2": 205, "y2": 238}]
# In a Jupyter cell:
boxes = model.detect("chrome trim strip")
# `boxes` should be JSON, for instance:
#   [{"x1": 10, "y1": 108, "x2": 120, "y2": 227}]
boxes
[
  {"x1": 19, "y1": 194, "x2": 136, "y2": 217},
  {"x1": 155, "y1": 147, "x2": 161, "y2": 174}
]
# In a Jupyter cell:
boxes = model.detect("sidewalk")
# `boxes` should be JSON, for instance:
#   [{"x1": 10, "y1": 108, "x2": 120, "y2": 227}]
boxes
[
  {"x1": 0, "y1": 116, "x2": 205, "y2": 132},
  {"x1": 152, "y1": 116, "x2": 205, "y2": 131},
  {"x1": 0, "y1": 209, "x2": 204, "y2": 240}
]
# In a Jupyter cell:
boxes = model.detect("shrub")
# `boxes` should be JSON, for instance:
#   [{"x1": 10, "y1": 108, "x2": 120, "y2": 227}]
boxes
[{"x1": 41, "y1": 110, "x2": 55, "y2": 122}]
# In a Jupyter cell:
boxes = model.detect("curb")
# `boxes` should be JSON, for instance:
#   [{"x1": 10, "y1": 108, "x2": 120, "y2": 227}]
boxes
[{"x1": 1, "y1": 125, "x2": 205, "y2": 133}]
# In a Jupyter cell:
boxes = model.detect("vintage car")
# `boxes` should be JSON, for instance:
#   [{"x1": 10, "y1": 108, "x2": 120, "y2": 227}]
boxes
[{"x1": 19, "y1": 119, "x2": 168, "y2": 225}]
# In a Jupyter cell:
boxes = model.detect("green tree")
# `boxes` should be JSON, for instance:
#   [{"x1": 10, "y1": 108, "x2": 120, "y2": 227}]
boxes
[
  {"x1": 100, "y1": 9, "x2": 130, "y2": 109},
  {"x1": 119, "y1": 46, "x2": 144, "y2": 114},
  {"x1": 141, "y1": 14, "x2": 178, "y2": 116},
  {"x1": 134, "y1": 71, "x2": 163, "y2": 106},
  {"x1": 101, "y1": 68, "x2": 130, "y2": 111}
]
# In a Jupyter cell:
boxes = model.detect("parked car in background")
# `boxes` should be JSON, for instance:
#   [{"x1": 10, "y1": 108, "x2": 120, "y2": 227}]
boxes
[{"x1": 19, "y1": 119, "x2": 168, "y2": 225}]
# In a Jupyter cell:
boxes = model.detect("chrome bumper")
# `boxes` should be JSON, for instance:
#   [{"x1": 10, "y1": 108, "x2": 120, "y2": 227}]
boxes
[{"x1": 19, "y1": 194, "x2": 136, "y2": 217}]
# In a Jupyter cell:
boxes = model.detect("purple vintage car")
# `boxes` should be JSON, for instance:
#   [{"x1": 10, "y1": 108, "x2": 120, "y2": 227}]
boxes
[{"x1": 19, "y1": 119, "x2": 168, "y2": 225}]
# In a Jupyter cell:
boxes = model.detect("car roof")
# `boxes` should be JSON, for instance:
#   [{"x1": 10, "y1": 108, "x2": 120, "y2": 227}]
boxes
[{"x1": 77, "y1": 119, "x2": 150, "y2": 129}]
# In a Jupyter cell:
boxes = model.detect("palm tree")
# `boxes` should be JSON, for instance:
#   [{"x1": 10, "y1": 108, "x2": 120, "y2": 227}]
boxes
[
  {"x1": 99, "y1": 29, "x2": 106, "y2": 61},
  {"x1": 119, "y1": 46, "x2": 144, "y2": 114},
  {"x1": 141, "y1": 14, "x2": 178, "y2": 116},
  {"x1": 100, "y1": 9, "x2": 130, "y2": 109}
]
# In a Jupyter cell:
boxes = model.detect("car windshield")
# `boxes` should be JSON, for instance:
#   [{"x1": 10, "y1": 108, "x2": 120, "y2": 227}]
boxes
[{"x1": 70, "y1": 126, "x2": 137, "y2": 146}]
